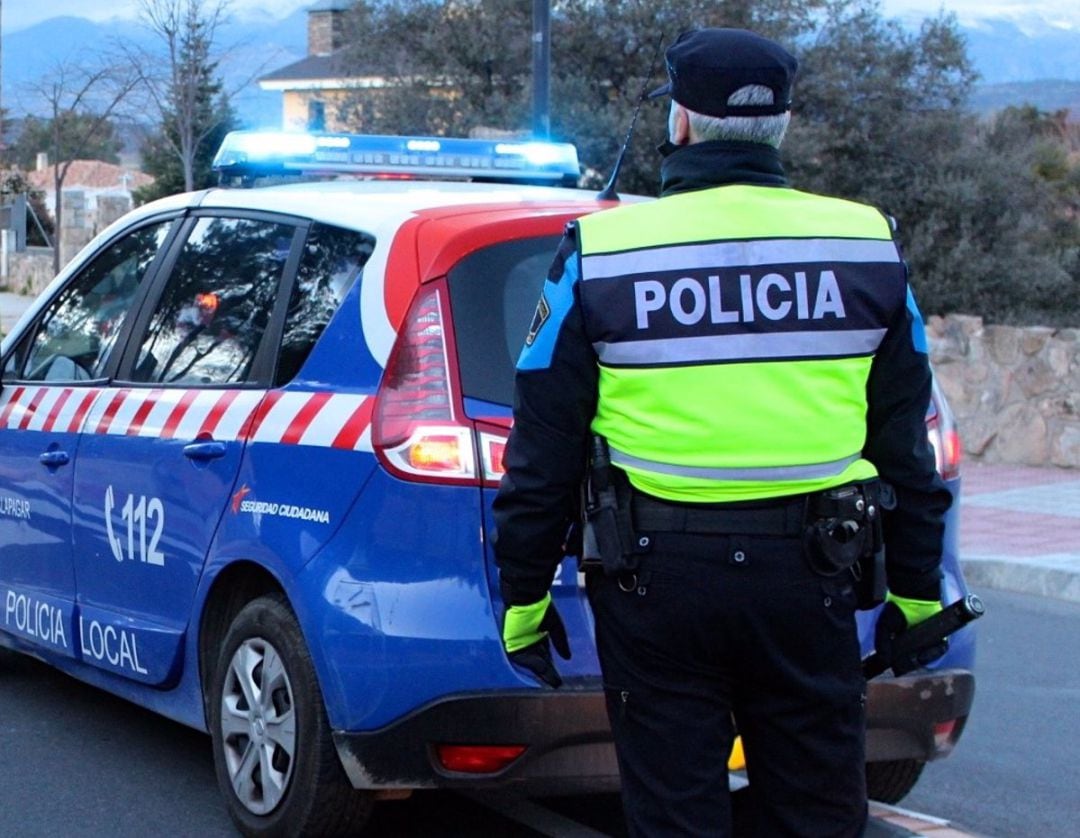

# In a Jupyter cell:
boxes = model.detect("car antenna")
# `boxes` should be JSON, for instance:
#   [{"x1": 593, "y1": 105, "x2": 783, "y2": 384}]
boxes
[{"x1": 597, "y1": 35, "x2": 665, "y2": 202}]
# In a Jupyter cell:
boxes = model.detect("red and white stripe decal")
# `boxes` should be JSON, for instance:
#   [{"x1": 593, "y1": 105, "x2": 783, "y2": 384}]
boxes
[{"x1": 0, "y1": 386, "x2": 374, "y2": 451}]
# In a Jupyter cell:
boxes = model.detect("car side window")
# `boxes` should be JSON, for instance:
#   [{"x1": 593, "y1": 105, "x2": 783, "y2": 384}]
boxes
[
  {"x1": 130, "y1": 216, "x2": 295, "y2": 386},
  {"x1": 275, "y1": 223, "x2": 374, "y2": 385},
  {"x1": 3, "y1": 221, "x2": 172, "y2": 383}
]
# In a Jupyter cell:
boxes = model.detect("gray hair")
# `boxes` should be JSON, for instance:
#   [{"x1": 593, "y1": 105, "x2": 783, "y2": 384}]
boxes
[{"x1": 670, "y1": 84, "x2": 791, "y2": 148}]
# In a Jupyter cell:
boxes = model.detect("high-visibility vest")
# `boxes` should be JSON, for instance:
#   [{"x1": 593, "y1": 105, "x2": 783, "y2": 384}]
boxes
[{"x1": 577, "y1": 183, "x2": 906, "y2": 503}]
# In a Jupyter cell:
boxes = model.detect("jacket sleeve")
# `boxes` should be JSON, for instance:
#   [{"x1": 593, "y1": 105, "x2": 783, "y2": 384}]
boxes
[
  {"x1": 492, "y1": 230, "x2": 598, "y2": 605},
  {"x1": 863, "y1": 279, "x2": 953, "y2": 600}
]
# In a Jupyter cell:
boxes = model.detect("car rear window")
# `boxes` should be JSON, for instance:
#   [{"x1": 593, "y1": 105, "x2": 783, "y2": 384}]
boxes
[{"x1": 447, "y1": 235, "x2": 561, "y2": 406}]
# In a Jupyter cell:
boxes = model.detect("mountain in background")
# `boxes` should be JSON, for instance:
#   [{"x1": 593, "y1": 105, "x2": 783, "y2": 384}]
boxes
[
  {"x1": 3, "y1": 7, "x2": 1079, "y2": 132},
  {"x1": 964, "y1": 17, "x2": 1080, "y2": 84},
  {"x1": 1, "y1": 9, "x2": 308, "y2": 131}
]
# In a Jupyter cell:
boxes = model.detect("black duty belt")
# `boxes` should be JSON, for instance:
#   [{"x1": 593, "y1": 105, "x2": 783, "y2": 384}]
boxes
[{"x1": 630, "y1": 493, "x2": 806, "y2": 537}]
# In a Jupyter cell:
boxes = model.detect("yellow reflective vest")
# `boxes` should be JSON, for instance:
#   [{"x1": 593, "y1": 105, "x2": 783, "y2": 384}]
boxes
[{"x1": 577, "y1": 184, "x2": 907, "y2": 502}]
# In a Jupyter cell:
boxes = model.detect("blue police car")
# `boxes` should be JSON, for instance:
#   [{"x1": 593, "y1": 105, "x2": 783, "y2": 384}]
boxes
[{"x1": 0, "y1": 132, "x2": 975, "y2": 835}]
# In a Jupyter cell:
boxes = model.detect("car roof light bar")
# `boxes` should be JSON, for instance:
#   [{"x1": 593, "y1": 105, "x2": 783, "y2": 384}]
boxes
[{"x1": 212, "y1": 131, "x2": 581, "y2": 185}]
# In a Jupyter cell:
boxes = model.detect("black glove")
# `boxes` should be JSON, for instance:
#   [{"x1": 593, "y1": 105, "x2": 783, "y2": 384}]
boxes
[
  {"x1": 501, "y1": 593, "x2": 571, "y2": 688},
  {"x1": 874, "y1": 599, "x2": 949, "y2": 676}
]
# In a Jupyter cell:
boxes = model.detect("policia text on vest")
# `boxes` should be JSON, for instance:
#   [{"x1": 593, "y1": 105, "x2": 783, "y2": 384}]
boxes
[{"x1": 632, "y1": 266, "x2": 847, "y2": 330}]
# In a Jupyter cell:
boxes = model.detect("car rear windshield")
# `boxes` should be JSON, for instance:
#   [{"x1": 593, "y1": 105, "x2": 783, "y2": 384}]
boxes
[{"x1": 447, "y1": 235, "x2": 561, "y2": 407}]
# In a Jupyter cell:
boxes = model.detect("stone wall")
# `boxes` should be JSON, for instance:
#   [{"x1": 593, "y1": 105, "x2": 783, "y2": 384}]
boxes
[
  {"x1": 2, "y1": 248, "x2": 53, "y2": 296},
  {"x1": 2, "y1": 191, "x2": 135, "y2": 298},
  {"x1": 927, "y1": 315, "x2": 1080, "y2": 468}
]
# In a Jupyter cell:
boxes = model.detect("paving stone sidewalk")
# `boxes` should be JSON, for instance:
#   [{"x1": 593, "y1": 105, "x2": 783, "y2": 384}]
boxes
[
  {"x1": 0, "y1": 291, "x2": 35, "y2": 337},
  {"x1": 959, "y1": 461, "x2": 1080, "y2": 602}
]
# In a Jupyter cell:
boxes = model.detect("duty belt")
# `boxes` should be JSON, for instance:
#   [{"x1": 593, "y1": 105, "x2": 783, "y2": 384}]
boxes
[{"x1": 630, "y1": 492, "x2": 806, "y2": 537}]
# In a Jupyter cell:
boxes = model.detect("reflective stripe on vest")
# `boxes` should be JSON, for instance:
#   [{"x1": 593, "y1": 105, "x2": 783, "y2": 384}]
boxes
[
  {"x1": 577, "y1": 184, "x2": 903, "y2": 503},
  {"x1": 580, "y1": 237, "x2": 901, "y2": 280},
  {"x1": 593, "y1": 327, "x2": 888, "y2": 365},
  {"x1": 609, "y1": 446, "x2": 862, "y2": 483}
]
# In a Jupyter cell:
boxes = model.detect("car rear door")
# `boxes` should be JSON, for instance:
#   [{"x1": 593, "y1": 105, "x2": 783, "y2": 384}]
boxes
[
  {"x1": 69, "y1": 213, "x2": 304, "y2": 686},
  {"x1": 442, "y1": 223, "x2": 604, "y2": 679}
]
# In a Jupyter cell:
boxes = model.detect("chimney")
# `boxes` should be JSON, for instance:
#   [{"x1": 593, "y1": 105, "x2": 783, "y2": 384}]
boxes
[
  {"x1": 36, "y1": 152, "x2": 49, "y2": 171},
  {"x1": 308, "y1": 0, "x2": 351, "y2": 57}
]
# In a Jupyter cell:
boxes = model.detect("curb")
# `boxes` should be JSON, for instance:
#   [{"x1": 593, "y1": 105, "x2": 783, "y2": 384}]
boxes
[
  {"x1": 869, "y1": 801, "x2": 985, "y2": 837},
  {"x1": 961, "y1": 556, "x2": 1080, "y2": 603}
]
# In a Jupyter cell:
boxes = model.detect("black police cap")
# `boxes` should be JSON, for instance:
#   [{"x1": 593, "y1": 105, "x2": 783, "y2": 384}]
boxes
[{"x1": 649, "y1": 28, "x2": 798, "y2": 118}]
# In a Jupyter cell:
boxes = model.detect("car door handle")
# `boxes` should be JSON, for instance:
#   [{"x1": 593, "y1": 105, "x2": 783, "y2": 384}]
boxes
[
  {"x1": 183, "y1": 440, "x2": 228, "y2": 461},
  {"x1": 39, "y1": 450, "x2": 71, "y2": 467}
]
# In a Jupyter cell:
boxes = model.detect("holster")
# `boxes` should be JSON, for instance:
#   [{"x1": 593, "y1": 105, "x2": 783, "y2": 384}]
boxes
[
  {"x1": 580, "y1": 436, "x2": 638, "y2": 577},
  {"x1": 803, "y1": 481, "x2": 892, "y2": 609}
]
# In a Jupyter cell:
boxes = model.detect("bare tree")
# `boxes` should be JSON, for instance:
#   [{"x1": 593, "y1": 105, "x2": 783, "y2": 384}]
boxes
[
  {"x1": 132, "y1": 0, "x2": 235, "y2": 192},
  {"x1": 30, "y1": 60, "x2": 140, "y2": 273}
]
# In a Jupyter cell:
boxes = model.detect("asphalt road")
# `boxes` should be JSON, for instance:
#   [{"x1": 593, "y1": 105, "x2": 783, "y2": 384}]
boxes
[
  {"x1": 2, "y1": 586, "x2": 1074, "y2": 836},
  {"x1": 902, "y1": 587, "x2": 1080, "y2": 837}
]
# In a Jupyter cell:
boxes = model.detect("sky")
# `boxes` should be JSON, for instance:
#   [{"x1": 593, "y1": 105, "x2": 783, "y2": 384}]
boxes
[{"x1": 6, "y1": 0, "x2": 1080, "y2": 34}]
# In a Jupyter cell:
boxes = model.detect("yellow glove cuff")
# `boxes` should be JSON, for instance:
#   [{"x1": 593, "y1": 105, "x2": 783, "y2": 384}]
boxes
[
  {"x1": 886, "y1": 591, "x2": 942, "y2": 627},
  {"x1": 502, "y1": 593, "x2": 551, "y2": 653}
]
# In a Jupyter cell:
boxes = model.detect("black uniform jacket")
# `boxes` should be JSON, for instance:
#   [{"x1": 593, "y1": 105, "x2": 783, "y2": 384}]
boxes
[{"x1": 492, "y1": 140, "x2": 952, "y2": 606}]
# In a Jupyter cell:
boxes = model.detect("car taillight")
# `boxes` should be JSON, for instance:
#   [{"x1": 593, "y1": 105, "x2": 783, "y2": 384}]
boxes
[
  {"x1": 435, "y1": 744, "x2": 527, "y2": 774},
  {"x1": 373, "y1": 281, "x2": 509, "y2": 487},
  {"x1": 926, "y1": 387, "x2": 962, "y2": 481},
  {"x1": 932, "y1": 718, "x2": 966, "y2": 756},
  {"x1": 479, "y1": 430, "x2": 508, "y2": 483}
]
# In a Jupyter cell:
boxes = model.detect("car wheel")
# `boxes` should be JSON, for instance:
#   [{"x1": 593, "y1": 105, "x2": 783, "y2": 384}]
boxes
[
  {"x1": 866, "y1": 758, "x2": 925, "y2": 804},
  {"x1": 209, "y1": 593, "x2": 373, "y2": 837}
]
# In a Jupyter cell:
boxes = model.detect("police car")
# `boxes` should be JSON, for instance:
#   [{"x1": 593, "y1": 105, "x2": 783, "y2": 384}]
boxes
[{"x1": 0, "y1": 132, "x2": 975, "y2": 835}]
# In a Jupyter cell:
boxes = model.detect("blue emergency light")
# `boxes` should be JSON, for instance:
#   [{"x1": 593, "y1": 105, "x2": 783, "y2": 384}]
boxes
[{"x1": 211, "y1": 131, "x2": 581, "y2": 185}]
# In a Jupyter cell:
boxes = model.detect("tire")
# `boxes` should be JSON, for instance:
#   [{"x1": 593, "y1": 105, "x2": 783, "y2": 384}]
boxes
[
  {"x1": 866, "y1": 758, "x2": 926, "y2": 804},
  {"x1": 209, "y1": 593, "x2": 373, "y2": 837}
]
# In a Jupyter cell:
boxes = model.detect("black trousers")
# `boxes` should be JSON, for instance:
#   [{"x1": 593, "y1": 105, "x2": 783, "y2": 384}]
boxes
[{"x1": 587, "y1": 530, "x2": 868, "y2": 838}]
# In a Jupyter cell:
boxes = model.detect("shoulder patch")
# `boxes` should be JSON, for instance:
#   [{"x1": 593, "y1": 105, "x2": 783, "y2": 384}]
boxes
[{"x1": 525, "y1": 295, "x2": 551, "y2": 347}]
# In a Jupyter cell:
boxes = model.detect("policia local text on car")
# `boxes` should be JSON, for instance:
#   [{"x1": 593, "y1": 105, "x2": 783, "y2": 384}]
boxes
[{"x1": 493, "y1": 27, "x2": 956, "y2": 837}]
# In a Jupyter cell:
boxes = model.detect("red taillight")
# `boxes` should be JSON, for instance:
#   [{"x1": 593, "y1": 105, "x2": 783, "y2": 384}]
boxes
[
  {"x1": 374, "y1": 284, "x2": 453, "y2": 442},
  {"x1": 933, "y1": 718, "x2": 963, "y2": 755},
  {"x1": 435, "y1": 744, "x2": 527, "y2": 774},
  {"x1": 926, "y1": 383, "x2": 962, "y2": 481},
  {"x1": 479, "y1": 430, "x2": 508, "y2": 482},
  {"x1": 927, "y1": 414, "x2": 962, "y2": 481},
  {"x1": 373, "y1": 281, "x2": 511, "y2": 486},
  {"x1": 373, "y1": 282, "x2": 478, "y2": 482}
]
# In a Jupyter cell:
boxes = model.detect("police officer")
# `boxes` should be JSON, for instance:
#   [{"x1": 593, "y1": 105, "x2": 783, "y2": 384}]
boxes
[{"x1": 493, "y1": 27, "x2": 952, "y2": 837}]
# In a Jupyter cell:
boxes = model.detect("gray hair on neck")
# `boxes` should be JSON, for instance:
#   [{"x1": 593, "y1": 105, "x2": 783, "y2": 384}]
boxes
[{"x1": 671, "y1": 84, "x2": 791, "y2": 148}]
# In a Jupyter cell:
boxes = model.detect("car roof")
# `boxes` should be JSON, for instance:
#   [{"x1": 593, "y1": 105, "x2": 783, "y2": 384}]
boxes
[
  {"x1": 105, "y1": 180, "x2": 642, "y2": 256},
  {"x1": 200, "y1": 180, "x2": 623, "y2": 228}
]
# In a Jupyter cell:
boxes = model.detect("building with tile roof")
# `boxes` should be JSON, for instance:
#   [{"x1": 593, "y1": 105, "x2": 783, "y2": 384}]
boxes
[
  {"x1": 27, "y1": 159, "x2": 155, "y2": 217},
  {"x1": 258, "y1": 0, "x2": 386, "y2": 131}
]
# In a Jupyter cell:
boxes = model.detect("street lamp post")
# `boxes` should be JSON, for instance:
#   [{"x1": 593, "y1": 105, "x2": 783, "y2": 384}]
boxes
[{"x1": 532, "y1": 0, "x2": 550, "y2": 139}]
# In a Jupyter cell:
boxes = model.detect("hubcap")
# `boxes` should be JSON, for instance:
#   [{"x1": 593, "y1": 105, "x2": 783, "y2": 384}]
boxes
[{"x1": 220, "y1": 637, "x2": 297, "y2": 815}]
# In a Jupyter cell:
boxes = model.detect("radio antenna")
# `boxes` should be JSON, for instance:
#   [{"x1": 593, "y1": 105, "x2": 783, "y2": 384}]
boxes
[{"x1": 597, "y1": 35, "x2": 665, "y2": 202}]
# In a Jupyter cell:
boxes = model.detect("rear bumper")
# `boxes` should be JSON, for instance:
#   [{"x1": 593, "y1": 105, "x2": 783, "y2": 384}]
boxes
[
  {"x1": 865, "y1": 668, "x2": 975, "y2": 763},
  {"x1": 333, "y1": 669, "x2": 975, "y2": 792},
  {"x1": 333, "y1": 680, "x2": 619, "y2": 794}
]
